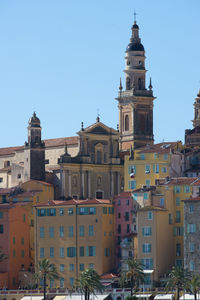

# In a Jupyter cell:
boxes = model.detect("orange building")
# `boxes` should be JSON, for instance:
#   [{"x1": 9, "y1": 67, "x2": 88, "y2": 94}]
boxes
[{"x1": 0, "y1": 203, "x2": 31, "y2": 289}]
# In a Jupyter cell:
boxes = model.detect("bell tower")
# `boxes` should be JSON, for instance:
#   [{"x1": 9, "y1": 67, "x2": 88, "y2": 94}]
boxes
[
  {"x1": 24, "y1": 112, "x2": 45, "y2": 182},
  {"x1": 192, "y1": 90, "x2": 200, "y2": 128},
  {"x1": 116, "y1": 19, "x2": 156, "y2": 150}
]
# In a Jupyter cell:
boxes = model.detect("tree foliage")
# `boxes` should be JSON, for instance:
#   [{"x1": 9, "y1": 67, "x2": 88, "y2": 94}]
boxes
[{"x1": 77, "y1": 268, "x2": 104, "y2": 300}]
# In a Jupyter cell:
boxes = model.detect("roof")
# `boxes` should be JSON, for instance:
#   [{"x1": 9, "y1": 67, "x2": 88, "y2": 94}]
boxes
[
  {"x1": 133, "y1": 186, "x2": 156, "y2": 193},
  {"x1": 0, "y1": 136, "x2": 78, "y2": 156},
  {"x1": 126, "y1": 42, "x2": 144, "y2": 51},
  {"x1": 191, "y1": 178, "x2": 200, "y2": 186},
  {"x1": 113, "y1": 192, "x2": 133, "y2": 199},
  {"x1": 101, "y1": 273, "x2": 118, "y2": 280},
  {"x1": 0, "y1": 187, "x2": 17, "y2": 195},
  {"x1": 14, "y1": 191, "x2": 40, "y2": 198},
  {"x1": 138, "y1": 206, "x2": 167, "y2": 212},
  {"x1": 165, "y1": 177, "x2": 197, "y2": 185},
  {"x1": 35, "y1": 199, "x2": 112, "y2": 207},
  {"x1": 21, "y1": 180, "x2": 53, "y2": 187},
  {"x1": 137, "y1": 142, "x2": 181, "y2": 154}
]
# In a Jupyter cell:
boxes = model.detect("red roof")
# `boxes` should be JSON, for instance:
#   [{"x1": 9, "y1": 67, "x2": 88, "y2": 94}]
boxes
[
  {"x1": 166, "y1": 177, "x2": 197, "y2": 185},
  {"x1": 101, "y1": 273, "x2": 118, "y2": 280},
  {"x1": 113, "y1": 192, "x2": 132, "y2": 199},
  {"x1": 137, "y1": 142, "x2": 181, "y2": 154},
  {"x1": 182, "y1": 196, "x2": 200, "y2": 202},
  {"x1": 36, "y1": 198, "x2": 111, "y2": 207},
  {"x1": 0, "y1": 136, "x2": 78, "y2": 156}
]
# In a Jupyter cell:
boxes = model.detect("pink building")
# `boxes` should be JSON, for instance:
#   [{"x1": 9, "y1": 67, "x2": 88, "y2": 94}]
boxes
[{"x1": 114, "y1": 192, "x2": 139, "y2": 270}]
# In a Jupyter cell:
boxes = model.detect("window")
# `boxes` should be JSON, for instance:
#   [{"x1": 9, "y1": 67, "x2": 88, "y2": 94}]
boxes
[
  {"x1": 68, "y1": 208, "x2": 74, "y2": 215},
  {"x1": 189, "y1": 243, "x2": 195, "y2": 252},
  {"x1": 47, "y1": 208, "x2": 56, "y2": 216},
  {"x1": 160, "y1": 198, "x2": 165, "y2": 207},
  {"x1": 142, "y1": 244, "x2": 152, "y2": 253},
  {"x1": 187, "y1": 224, "x2": 196, "y2": 233},
  {"x1": 0, "y1": 178, "x2": 3, "y2": 183},
  {"x1": 40, "y1": 248, "x2": 44, "y2": 258},
  {"x1": 96, "y1": 191, "x2": 103, "y2": 199},
  {"x1": 190, "y1": 261, "x2": 195, "y2": 272},
  {"x1": 40, "y1": 227, "x2": 45, "y2": 238},
  {"x1": 147, "y1": 211, "x2": 153, "y2": 220},
  {"x1": 117, "y1": 224, "x2": 121, "y2": 234},
  {"x1": 176, "y1": 211, "x2": 181, "y2": 223},
  {"x1": 153, "y1": 164, "x2": 159, "y2": 173},
  {"x1": 38, "y1": 209, "x2": 46, "y2": 216},
  {"x1": 49, "y1": 227, "x2": 54, "y2": 238},
  {"x1": 70, "y1": 277, "x2": 74, "y2": 287},
  {"x1": 128, "y1": 180, "x2": 136, "y2": 189},
  {"x1": 60, "y1": 278, "x2": 65, "y2": 288},
  {"x1": 50, "y1": 247, "x2": 54, "y2": 258},
  {"x1": 59, "y1": 226, "x2": 64, "y2": 237},
  {"x1": 96, "y1": 150, "x2": 102, "y2": 164},
  {"x1": 173, "y1": 227, "x2": 184, "y2": 236},
  {"x1": 174, "y1": 186, "x2": 181, "y2": 193},
  {"x1": 142, "y1": 258, "x2": 153, "y2": 270},
  {"x1": 163, "y1": 154, "x2": 168, "y2": 160},
  {"x1": 80, "y1": 246, "x2": 84, "y2": 257},
  {"x1": 126, "y1": 199, "x2": 129, "y2": 206},
  {"x1": 184, "y1": 186, "x2": 190, "y2": 193},
  {"x1": 176, "y1": 197, "x2": 180, "y2": 206},
  {"x1": 127, "y1": 224, "x2": 130, "y2": 233},
  {"x1": 144, "y1": 193, "x2": 148, "y2": 200},
  {"x1": 146, "y1": 179, "x2": 150, "y2": 187},
  {"x1": 67, "y1": 247, "x2": 76, "y2": 257},
  {"x1": 125, "y1": 212, "x2": 129, "y2": 221},
  {"x1": 89, "y1": 225, "x2": 94, "y2": 236},
  {"x1": 189, "y1": 205, "x2": 194, "y2": 213},
  {"x1": 103, "y1": 207, "x2": 107, "y2": 214},
  {"x1": 145, "y1": 165, "x2": 150, "y2": 173},
  {"x1": 176, "y1": 260, "x2": 183, "y2": 267},
  {"x1": 162, "y1": 167, "x2": 167, "y2": 173},
  {"x1": 80, "y1": 264, "x2": 84, "y2": 271},
  {"x1": 128, "y1": 165, "x2": 136, "y2": 175},
  {"x1": 125, "y1": 115, "x2": 129, "y2": 131},
  {"x1": 59, "y1": 247, "x2": 64, "y2": 258},
  {"x1": 50, "y1": 279, "x2": 54, "y2": 289},
  {"x1": 21, "y1": 250, "x2": 25, "y2": 258},
  {"x1": 0, "y1": 212, "x2": 3, "y2": 219},
  {"x1": 0, "y1": 224, "x2": 3, "y2": 234},
  {"x1": 117, "y1": 199, "x2": 121, "y2": 206},
  {"x1": 154, "y1": 153, "x2": 158, "y2": 159},
  {"x1": 118, "y1": 213, "x2": 121, "y2": 219},
  {"x1": 21, "y1": 237, "x2": 24, "y2": 245},
  {"x1": 59, "y1": 208, "x2": 64, "y2": 216},
  {"x1": 13, "y1": 237, "x2": 16, "y2": 244},
  {"x1": 89, "y1": 207, "x2": 96, "y2": 215},
  {"x1": 142, "y1": 226, "x2": 152, "y2": 236},
  {"x1": 13, "y1": 249, "x2": 16, "y2": 257},
  {"x1": 2, "y1": 195, "x2": 7, "y2": 203},
  {"x1": 176, "y1": 244, "x2": 181, "y2": 257},
  {"x1": 169, "y1": 213, "x2": 172, "y2": 224},
  {"x1": 104, "y1": 248, "x2": 110, "y2": 257},
  {"x1": 86, "y1": 246, "x2": 96, "y2": 257},
  {"x1": 69, "y1": 264, "x2": 74, "y2": 272},
  {"x1": 60, "y1": 264, "x2": 65, "y2": 272},
  {"x1": 140, "y1": 154, "x2": 145, "y2": 160},
  {"x1": 79, "y1": 226, "x2": 85, "y2": 237},
  {"x1": 89, "y1": 263, "x2": 94, "y2": 269},
  {"x1": 69, "y1": 226, "x2": 74, "y2": 237}
]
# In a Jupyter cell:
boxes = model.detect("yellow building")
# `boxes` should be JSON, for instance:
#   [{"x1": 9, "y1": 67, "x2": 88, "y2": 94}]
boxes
[
  {"x1": 34, "y1": 199, "x2": 115, "y2": 289},
  {"x1": 124, "y1": 142, "x2": 183, "y2": 191}
]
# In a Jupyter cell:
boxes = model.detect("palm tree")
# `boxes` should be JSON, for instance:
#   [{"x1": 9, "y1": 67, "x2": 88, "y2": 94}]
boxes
[
  {"x1": 35, "y1": 258, "x2": 59, "y2": 300},
  {"x1": 120, "y1": 258, "x2": 144, "y2": 298},
  {"x1": 188, "y1": 274, "x2": 200, "y2": 300},
  {"x1": 0, "y1": 249, "x2": 7, "y2": 262},
  {"x1": 77, "y1": 268, "x2": 104, "y2": 300},
  {"x1": 166, "y1": 266, "x2": 191, "y2": 300}
]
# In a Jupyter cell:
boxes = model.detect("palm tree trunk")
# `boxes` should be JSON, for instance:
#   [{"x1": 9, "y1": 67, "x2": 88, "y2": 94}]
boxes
[
  {"x1": 131, "y1": 277, "x2": 133, "y2": 298},
  {"x1": 194, "y1": 293, "x2": 197, "y2": 300},
  {"x1": 177, "y1": 287, "x2": 180, "y2": 300},
  {"x1": 44, "y1": 273, "x2": 46, "y2": 300}
]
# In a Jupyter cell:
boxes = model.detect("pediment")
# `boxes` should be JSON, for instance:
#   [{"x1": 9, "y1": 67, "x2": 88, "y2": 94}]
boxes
[{"x1": 78, "y1": 122, "x2": 118, "y2": 136}]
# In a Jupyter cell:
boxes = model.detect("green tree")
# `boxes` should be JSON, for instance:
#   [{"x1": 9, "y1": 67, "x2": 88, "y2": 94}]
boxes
[
  {"x1": 188, "y1": 274, "x2": 200, "y2": 300},
  {"x1": 166, "y1": 266, "x2": 191, "y2": 300},
  {"x1": 0, "y1": 249, "x2": 7, "y2": 262},
  {"x1": 77, "y1": 268, "x2": 104, "y2": 300},
  {"x1": 120, "y1": 258, "x2": 144, "y2": 298},
  {"x1": 35, "y1": 258, "x2": 59, "y2": 300}
]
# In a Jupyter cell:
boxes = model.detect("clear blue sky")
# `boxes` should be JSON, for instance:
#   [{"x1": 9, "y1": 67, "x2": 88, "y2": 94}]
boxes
[{"x1": 0, "y1": 0, "x2": 200, "y2": 147}]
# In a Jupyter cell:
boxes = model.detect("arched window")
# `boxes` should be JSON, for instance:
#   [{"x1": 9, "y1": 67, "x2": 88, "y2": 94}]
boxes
[
  {"x1": 97, "y1": 150, "x2": 102, "y2": 164},
  {"x1": 126, "y1": 77, "x2": 130, "y2": 90},
  {"x1": 138, "y1": 78, "x2": 142, "y2": 90},
  {"x1": 125, "y1": 115, "x2": 129, "y2": 131}
]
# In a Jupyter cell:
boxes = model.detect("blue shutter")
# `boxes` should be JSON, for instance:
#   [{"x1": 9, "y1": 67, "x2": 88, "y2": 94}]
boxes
[
  {"x1": 86, "y1": 246, "x2": 89, "y2": 256},
  {"x1": 93, "y1": 246, "x2": 96, "y2": 256}
]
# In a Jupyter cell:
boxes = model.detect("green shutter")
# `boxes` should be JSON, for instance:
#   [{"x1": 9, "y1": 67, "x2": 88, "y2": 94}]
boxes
[
  {"x1": 86, "y1": 246, "x2": 89, "y2": 256},
  {"x1": 142, "y1": 228, "x2": 144, "y2": 236}
]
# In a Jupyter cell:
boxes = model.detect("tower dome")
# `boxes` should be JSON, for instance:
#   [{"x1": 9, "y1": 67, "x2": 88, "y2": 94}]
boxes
[
  {"x1": 126, "y1": 21, "x2": 145, "y2": 52},
  {"x1": 28, "y1": 112, "x2": 40, "y2": 127}
]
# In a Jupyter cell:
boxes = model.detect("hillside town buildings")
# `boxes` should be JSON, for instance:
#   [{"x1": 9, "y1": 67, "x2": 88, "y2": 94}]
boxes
[{"x1": 1, "y1": 18, "x2": 200, "y2": 291}]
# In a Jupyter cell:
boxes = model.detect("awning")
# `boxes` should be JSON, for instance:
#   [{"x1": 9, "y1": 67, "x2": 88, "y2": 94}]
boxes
[
  {"x1": 154, "y1": 294, "x2": 174, "y2": 300},
  {"x1": 63, "y1": 295, "x2": 109, "y2": 300},
  {"x1": 54, "y1": 296, "x2": 66, "y2": 300},
  {"x1": 180, "y1": 294, "x2": 197, "y2": 300},
  {"x1": 136, "y1": 294, "x2": 152, "y2": 298},
  {"x1": 21, "y1": 297, "x2": 43, "y2": 300},
  {"x1": 143, "y1": 270, "x2": 154, "y2": 274}
]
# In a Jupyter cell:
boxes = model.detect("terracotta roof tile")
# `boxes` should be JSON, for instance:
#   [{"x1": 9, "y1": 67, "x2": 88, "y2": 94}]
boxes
[
  {"x1": 166, "y1": 177, "x2": 197, "y2": 185},
  {"x1": 101, "y1": 273, "x2": 118, "y2": 280},
  {"x1": 137, "y1": 142, "x2": 181, "y2": 154},
  {"x1": 113, "y1": 192, "x2": 132, "y2": 198},
  {"x1": 182, "y1": 197, "x2": 200, "y2": 202},
  {"x1": 0, "y1": 136, "x2": 78, "y2": 156},
  {"x1": 35, "y1": 198, "x2": 111, "y2": 207},
  {"x1": 191, "y1": 178, "x2": 200, "y2": 186}
]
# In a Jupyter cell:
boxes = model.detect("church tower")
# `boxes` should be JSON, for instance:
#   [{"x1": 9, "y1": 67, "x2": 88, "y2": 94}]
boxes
[
  {"x1": 116, "y1": 19, "x2": 156, "y2": 150},
  {"x1": 24, "y1": 112, "x2": 45, "y2": 181},
  {"x1": 192, "y1": 90, "x2": 200, "y2": 128}
]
